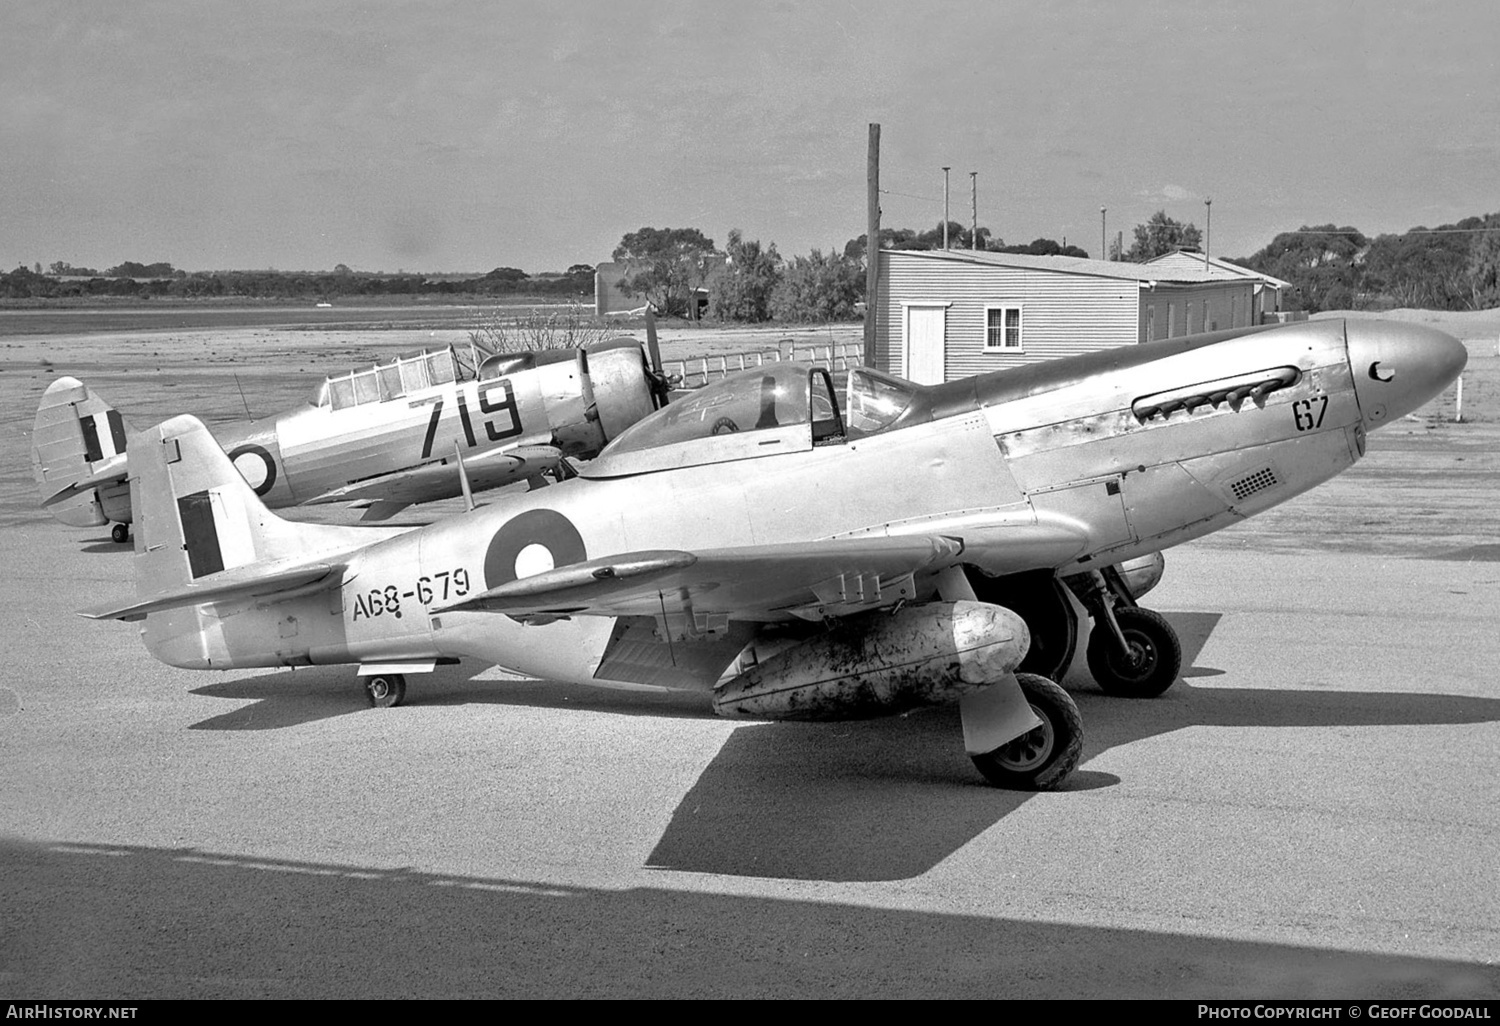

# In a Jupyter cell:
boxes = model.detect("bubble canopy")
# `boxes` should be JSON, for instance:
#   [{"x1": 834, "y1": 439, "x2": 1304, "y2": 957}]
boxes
[{"x1": 583, "y1": 363, "x2": 846, "y2": 478}]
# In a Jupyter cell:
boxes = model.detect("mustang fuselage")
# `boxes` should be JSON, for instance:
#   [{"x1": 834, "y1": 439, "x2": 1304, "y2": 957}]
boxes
[{"x1": 130, "y1": 318, "x2": 1465, "y2": 689}]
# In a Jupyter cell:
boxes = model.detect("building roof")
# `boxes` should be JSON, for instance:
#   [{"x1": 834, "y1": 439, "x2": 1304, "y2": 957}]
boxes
[
  {"x1": 880, "y1": 246, "x2": 1228, "y2": 285},
  {"x1": 1141, "y1": 251, "x2": 1292, "y2": 289}
]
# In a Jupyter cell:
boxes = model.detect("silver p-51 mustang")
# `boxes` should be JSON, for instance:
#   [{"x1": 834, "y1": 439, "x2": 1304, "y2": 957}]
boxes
[{"x1": 83, "y1": 318, "x2": 1466, "y2": 790}]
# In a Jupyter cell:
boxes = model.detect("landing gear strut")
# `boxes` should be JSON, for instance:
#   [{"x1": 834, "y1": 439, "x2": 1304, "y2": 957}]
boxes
[
  {"x1": 110, "y1": 523, "x2": 129, "y2": 544},
  {"x1": 1068, "y1": 567, "x2": 1182, "y2": 697},
  {"x1": 364, "y1": 673, "x2": 406, "y2": 708}
]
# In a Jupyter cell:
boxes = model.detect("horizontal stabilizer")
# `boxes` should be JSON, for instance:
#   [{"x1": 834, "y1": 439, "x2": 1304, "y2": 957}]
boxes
[
  {"x1": 80, "y1": 560, "x2": 343, "y2": 622},
  {"x1": 305, "y1": 444, "x2": 562, "y2": 516},
  {"x1": 39, "y1": 453, "x2": 129, "y2": 506}
]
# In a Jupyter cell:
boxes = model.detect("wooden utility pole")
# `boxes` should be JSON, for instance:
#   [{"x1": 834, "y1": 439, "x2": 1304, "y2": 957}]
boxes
[
  {"x1": 942, "y1": 167, "x2": 951, "y2": 249},
  {"x1": 865, "y1": 123, "x2": 880, "y2": 367},
  {"x1": 970, "y1": 172, "x2": 978, "y2": 250},
  {"x1": 1204, "y1": 197, "x2": 1213, "y2": 269}
]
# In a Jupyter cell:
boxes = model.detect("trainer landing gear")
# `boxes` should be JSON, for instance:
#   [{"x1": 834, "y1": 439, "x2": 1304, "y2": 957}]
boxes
[
  {"x1": 110, "y1": 523, "x2": 130, "y2": 544},
  {"x1": 1068, "y1": 567, "x2": 1182, "y2": 698},
  {"x1": 363, "y1": 673, "x2": 406, "y2": 708}
]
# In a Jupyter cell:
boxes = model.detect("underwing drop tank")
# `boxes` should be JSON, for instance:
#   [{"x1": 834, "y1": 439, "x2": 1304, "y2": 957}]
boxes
[{"x1": 713, "y1": 600, "x2": 1030, "y2": 721}]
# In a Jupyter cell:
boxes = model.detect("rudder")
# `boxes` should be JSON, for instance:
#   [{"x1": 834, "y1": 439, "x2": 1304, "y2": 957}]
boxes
[
  {"x1": 130, "y1": 414, "x2": 389, "y2": 596},
  {"x1": 32, "y1": 376, "x2": 133, "y2": 527}
]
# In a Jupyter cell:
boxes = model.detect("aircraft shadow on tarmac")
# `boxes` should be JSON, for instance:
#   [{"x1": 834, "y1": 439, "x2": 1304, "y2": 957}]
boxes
[
  {"x1": 4, "y1": 838, "x2": 1496, "y2": 999},
  {"x1": 186, "y1": 611, "x2": 1500, "y2": 883}
]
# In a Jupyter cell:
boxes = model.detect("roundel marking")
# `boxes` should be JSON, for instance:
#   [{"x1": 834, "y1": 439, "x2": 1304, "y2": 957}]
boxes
[
  {"x1": 483, "y1": 509, "x2": 587, "y2": 589},
  {"x1": 226, "y1": 443, "x2": 278, "y2": 496}
]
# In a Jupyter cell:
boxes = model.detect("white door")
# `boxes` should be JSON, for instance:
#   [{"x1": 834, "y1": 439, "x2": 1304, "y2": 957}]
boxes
[{"x1": 903, "y1": 305, "x2": 947, "y2": 384}]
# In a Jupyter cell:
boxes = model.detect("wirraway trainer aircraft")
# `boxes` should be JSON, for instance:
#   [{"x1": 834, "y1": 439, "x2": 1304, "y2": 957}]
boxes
[
  {"x1": 81, "y1": 319, "x2": 1465, "y2": 790},
  {"x1": 32, "y1": 335, "x2": 668, "y2": 541}
]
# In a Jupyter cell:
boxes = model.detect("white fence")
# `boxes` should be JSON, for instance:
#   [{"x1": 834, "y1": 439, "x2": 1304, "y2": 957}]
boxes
[{"x1": 664, "y1": 341, "x2": 867, "y2": 390}]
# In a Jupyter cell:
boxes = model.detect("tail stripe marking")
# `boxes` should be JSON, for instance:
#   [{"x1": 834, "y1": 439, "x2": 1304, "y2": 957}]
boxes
[
  {"x1": 177, "y1": 491, "x2": 225, "y2": 578},
  {"x1": 107, "y1": 409, "x2": 127, "y2": 454},
  {"x1": 80, "y1": 413, "x2": 103, "y2": 463}
]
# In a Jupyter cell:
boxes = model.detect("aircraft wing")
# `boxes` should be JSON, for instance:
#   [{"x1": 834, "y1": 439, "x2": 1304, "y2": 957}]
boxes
[
  {"x1": 80, "y1": 560, "x2": 344, "y2": 622},
  {"x1": 39, "y1": 452, "x2": 129, "y2": 506},
  {"x1": 303, "y1": 444, "x2": 563, "y2": 520},
  {"x1": 432, "y1": 520, "x2": 1086, "y2": 623}
]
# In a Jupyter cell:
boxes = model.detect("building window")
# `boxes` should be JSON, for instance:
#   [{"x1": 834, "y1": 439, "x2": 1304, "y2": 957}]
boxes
[{"x1": 984, "y1": 306, "x2": 1023, "y2": 351}]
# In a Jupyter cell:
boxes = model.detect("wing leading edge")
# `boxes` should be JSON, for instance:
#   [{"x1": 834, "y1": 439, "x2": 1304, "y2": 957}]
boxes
[{"x1": 432, "y1": 519, "x2": 1088, "y2": 624}]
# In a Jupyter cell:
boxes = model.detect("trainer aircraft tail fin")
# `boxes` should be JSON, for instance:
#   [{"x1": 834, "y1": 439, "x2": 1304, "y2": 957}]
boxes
[{"x1": 31, "y1": 376, "x2": 133, "y2": 527}]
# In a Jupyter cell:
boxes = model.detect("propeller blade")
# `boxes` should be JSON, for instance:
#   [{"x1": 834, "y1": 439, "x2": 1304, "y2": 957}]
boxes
[{"x1": 644, "y1": 306, "x2": 671, "y2": 407}]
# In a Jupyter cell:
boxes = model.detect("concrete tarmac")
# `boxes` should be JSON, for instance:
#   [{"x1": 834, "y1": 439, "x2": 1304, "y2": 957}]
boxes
[
  {"x1": 2, "y1": 322, "x2": 1498, "y2": 998},
  {"x1": 1, "y1": 528, "x2": 1497, "y2": 998}
]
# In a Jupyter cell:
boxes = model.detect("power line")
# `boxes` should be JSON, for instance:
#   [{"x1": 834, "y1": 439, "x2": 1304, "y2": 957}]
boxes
[
  {"x1": 1283, "y1": 227, "x2": 1499, "y2": 236},
  {"x1": 878, "y1": 187, "x2": 941, "y2": 203}
]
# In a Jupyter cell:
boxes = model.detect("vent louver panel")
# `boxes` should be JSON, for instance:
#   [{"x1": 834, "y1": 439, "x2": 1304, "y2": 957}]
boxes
[{"x1": 1230, "y1": 466, "x2": 1280, "y2": 500}]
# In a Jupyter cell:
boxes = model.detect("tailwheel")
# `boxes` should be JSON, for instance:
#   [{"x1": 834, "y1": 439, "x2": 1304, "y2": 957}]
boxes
[
  {"x1": 110, "y1": 523, "x2": 129, "y2": 544},
  {"x1": 969, "y1": 673, "x2": 1083, "y2": 791},
  {"x1": 1087, "y1": 606, "x2": 1181, "y2": 698},
  {"x1": 364, "y1": 673, "x2": 406, "y2": 708}
]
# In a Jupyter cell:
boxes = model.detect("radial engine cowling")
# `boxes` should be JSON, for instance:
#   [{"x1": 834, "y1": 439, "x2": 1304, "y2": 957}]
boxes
[{"x1": 713, "y1": 600, "x2": 1030, "y2": 721}]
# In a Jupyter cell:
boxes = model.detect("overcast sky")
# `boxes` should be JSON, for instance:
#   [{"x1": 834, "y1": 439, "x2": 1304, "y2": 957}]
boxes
[{"x1": 5, "y1": 0, "x2": 1498, "y2": 274}]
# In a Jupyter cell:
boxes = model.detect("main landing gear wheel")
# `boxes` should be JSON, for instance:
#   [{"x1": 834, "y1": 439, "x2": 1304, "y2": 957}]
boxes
[
  {"x1": 969, "y1": 673, "x2": 1084, "y2": 791},
  {"x1": 364, "y1": 673, "x2": 406, "y2": 708},
  {"x1": 110, "y1": 523, "x2": 129, "y2": 544},
  {"x1": 1087, "y1": 606, "x2": 1182, "y2": 698}
]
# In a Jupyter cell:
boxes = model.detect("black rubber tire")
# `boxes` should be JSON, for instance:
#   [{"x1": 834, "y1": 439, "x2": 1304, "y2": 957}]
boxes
[
  {"x1": 110, "y1": 523, "x2": 129, "y2": 544},
  {"x1": 969, "y1": 673, "x2": 1084, "y2": 791},
  {"x1": 711, "y1": 416, "x2": 739, "y2": 435},
  {"x1": 1086, "y1": 606, "x2": 1182, "y2": 698},
  {"x1": 364, "y1": 673, "x2": 406, "y2": 708}
]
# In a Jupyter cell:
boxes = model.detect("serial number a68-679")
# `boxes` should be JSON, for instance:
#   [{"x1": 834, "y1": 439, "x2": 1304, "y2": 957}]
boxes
[{"x1": 351, "y1": 568, "x2": 471, "y2": 621}]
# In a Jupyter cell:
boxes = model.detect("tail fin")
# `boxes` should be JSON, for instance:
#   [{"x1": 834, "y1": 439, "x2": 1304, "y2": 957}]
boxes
[
  {"x1": 88, "y1": 415, "x2": 401, "y2": 669},
  {"x1": 32, "y1": 376, "x2": 134, "y2": 527},
  {"x1": 131, "y1": 414, "x2": 389, "y2": 598}
]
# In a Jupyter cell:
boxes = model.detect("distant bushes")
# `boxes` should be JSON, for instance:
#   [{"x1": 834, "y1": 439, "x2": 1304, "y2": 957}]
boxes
[
  {"x1": 0, "y1": 263, "x2": 596, "y2": 303},
  {"x1": 1231, "y1": 215, "x2": 1500, "y2": 313}
]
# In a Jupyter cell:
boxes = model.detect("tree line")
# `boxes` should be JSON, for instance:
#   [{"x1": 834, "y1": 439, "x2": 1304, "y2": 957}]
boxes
[
  {"x1": 0, "y1": 263, "x2": 597, "y2": 302},
  {"x1": 613, "y1": 222, "x2": 1088, "y2": 322},
  {"x1": 1229, "y1": 215, "x2": 1500, "y2": 312},
  {"x1": 9, "y1": 209, "x2": 1500, "y2": 317}
]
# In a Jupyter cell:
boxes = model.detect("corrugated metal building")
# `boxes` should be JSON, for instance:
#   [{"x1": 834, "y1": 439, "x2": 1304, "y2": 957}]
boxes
[
  {"x1": 1141, "y1": 251, "x2": 1291, "y2": 323},
  {"x1": 875, "y1": 249, "x2": 1264, "y2": 384}
]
